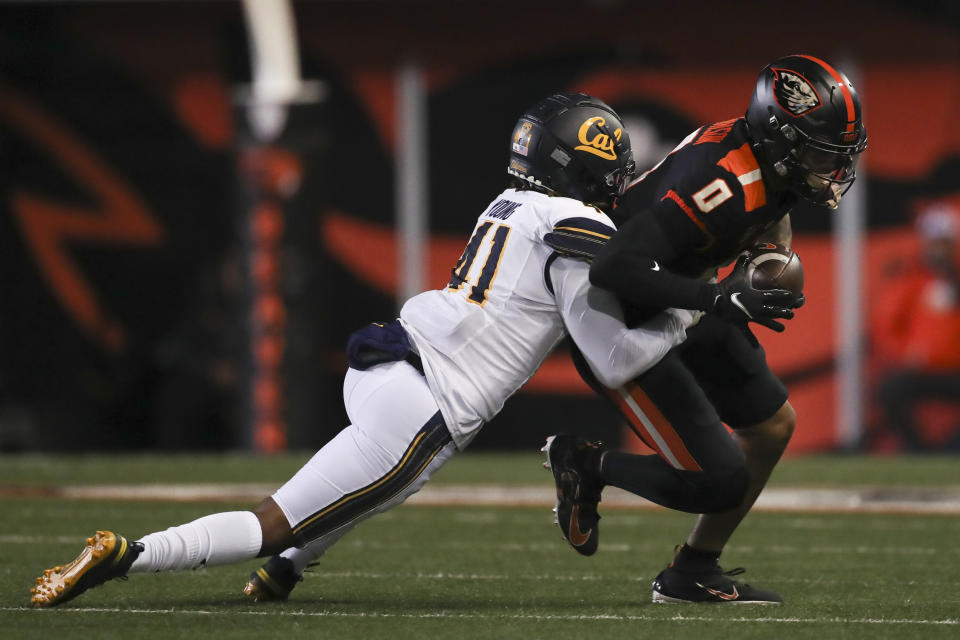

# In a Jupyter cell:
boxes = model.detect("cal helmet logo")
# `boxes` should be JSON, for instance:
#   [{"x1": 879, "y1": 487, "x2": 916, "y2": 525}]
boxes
[
  {"x1": 574, "y1": 116, "x2": 622, "y2": 160},
  {"x1": 772, "y1": 68, "x2": 821, "y2": 116},
  {"x1": 512, "y1": 121, "x2": 534, "y2": 156}
]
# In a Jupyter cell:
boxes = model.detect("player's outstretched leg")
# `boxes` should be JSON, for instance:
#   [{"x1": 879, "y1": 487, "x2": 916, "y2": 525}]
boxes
[
  {"x1": 30, "y1": 531, "x2": 143, "y2": 607},
  {"x1": 542, "y1": 434, "x2": 606, "y2": 556},
  {"x1": 651, "y1": 544, "x2": 782, "y2": 604},
  {"x1": 243, "y1": 555, "x2": 302, "y2": 602}
]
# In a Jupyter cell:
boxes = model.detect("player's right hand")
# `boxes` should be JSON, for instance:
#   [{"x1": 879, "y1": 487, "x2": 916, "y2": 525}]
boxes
[{"x1": 710, "y1": 259, "x2": 799, "y2": 332}]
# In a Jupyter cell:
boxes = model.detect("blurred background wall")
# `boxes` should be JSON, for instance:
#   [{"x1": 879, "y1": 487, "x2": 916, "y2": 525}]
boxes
[{"x1": 1, "y1": 0, "x2": 959, "y2": 454}]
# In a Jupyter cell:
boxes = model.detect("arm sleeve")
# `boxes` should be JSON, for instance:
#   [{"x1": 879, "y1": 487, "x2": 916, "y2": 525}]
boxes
[
  {"x1": 590, "y1": 199, "x2": 719, "y2": 311},
  {"x1": 551, "y1": 256, "x2": 698, "y2": 388},
  {"x1": 543, "y1": 216, "x2": 616, "y2": 260}
]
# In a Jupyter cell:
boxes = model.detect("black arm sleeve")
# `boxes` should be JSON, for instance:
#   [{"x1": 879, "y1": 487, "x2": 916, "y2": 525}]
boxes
[{"x1": 590, "y1": 202, "x2": 719, "y2": 311}]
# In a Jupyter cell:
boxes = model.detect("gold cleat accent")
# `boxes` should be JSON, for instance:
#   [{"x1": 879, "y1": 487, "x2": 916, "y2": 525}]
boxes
[
  {"x1": 243, "y1": 567, "x2": 285, "y2": 602},
  {"x1": 242, "y1": 577, "x2": 278, "y2": 603},
  {"x1": 30, "y1": 530, "x2": 139, "y2": 607},
  {"x1": 243, "y1": 557, "x2": 301, "y2": 603}
]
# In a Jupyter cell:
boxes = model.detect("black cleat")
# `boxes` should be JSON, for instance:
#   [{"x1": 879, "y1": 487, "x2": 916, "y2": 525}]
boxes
[
  {"x1": 31, "y1": 530, "x2": 142, "y2": 607},
  {"x1": 652, "y1": 563, "x2": 783, "y2": 604},
  {"x1": 243, "y1": 556, "x2": 302, "y2": 602},
  {"x1": 542, "y1": 434, "x2": 606, "y2": 556}
]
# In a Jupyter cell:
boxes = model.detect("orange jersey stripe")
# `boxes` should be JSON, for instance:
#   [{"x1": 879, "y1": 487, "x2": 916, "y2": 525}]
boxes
[
  {"x1": 717, "y1": 143, "x2": 767, "y2": 212},
  {"x1": 606, "y1": 387, "x2": 662, "y2": 453},
  {"x1": 612, "y1": 383, "x2": 702, "y2": 472},
  {"x1": 626, "y1": 384, "x2": 702, "y2": 472}
]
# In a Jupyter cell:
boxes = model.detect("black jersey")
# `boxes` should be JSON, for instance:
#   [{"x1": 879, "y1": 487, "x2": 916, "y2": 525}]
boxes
[
  {"x1": 614, "y1": 117, "x2": 795, "y2": 277},
  {"x1": 588, "y1": 118, "x2": 796, "y2": 316}
]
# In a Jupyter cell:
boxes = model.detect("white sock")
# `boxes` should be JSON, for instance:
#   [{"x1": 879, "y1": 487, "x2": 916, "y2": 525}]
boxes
[
  {"x1": 279, "y1": 546, "x2": 319, "y2": 575},
  {"x1": 278, "y1": 530, "x2": 344, "y2": 574},
  {"x1": 129, "y1": 511, "x2": 262, "y2": 573}
]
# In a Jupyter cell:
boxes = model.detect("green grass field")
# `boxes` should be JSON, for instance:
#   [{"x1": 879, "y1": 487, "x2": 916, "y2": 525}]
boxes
[{"x1": 2, "y1": 453, "x2": 959, "y2": 639}]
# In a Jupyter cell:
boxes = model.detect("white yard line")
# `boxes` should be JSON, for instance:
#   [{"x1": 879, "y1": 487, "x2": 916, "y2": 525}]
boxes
[
  {"x1": 2, "y1": 606, "x2": 957, "y2": 625},
  {"x1": 279, "y1": 570, "x2": 960, "y2": 587},
  {"x1": 3, "y1": 534, "x2": 958, "y2": 559},
  {"x1": 6, "y1": 483, "x2": 960, "y2": 514}
]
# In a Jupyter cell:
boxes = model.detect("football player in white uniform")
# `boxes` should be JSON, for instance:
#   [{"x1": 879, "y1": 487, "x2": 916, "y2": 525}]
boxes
[{"x1": 30, "y1": 93, "x2": 697, "y2": 607}]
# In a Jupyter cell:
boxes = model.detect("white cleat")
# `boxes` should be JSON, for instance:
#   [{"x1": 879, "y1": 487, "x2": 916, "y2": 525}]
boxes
[{"x1": 541, "y1": 436, "x2": 556, "y2": 469}]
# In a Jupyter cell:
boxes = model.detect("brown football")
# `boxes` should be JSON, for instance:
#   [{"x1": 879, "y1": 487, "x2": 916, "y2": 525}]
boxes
[{"x1": 744, "y1": 243, "x2": 804, "y2": 297}]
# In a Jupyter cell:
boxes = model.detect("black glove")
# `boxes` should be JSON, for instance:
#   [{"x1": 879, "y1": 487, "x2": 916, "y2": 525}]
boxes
[{"x1": 709, "y1": 257, "x2": 800, "y2": 333}]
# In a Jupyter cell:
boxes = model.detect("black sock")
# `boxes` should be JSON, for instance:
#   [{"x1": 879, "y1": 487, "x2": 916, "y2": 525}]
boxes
[
  {"x1": 585, "y1": 448, "x2": 606, "y2": 477},
  {"x1": 672, "y1": 544, "x2": 721, "y2": 571}
]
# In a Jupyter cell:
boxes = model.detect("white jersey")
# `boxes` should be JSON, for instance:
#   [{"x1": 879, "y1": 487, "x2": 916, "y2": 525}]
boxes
[{"x1": 401, "y1": 188, "x2": 694, "y2": 448}]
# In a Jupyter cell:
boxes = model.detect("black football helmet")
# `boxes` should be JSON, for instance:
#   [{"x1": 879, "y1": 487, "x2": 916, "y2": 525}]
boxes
[
  {"x1": 746, "y1": 55, "x2": 868, "y2": 209},
  {"x1": 507, "y1": 92, "x2": 635, "y2": 211}
]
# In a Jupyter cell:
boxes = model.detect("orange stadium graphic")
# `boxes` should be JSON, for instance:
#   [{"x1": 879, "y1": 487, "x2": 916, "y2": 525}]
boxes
[{"x1": 0, "y1": 85, "x2": 165, "y2": 353}]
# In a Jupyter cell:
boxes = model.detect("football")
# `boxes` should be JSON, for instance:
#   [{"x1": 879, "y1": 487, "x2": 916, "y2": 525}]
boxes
[{"x1": 743, "y1": 243, "x2": 804, "y2": 297}]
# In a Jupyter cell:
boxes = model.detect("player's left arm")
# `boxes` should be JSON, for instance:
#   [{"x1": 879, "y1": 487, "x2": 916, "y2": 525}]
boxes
[{"x1": 549, "y1": 256, "x2": 697, "y2": 388}]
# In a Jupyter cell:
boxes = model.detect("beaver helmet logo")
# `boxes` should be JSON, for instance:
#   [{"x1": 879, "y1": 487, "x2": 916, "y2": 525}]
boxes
[
  {"x1": 772, "y1": 69, "x2": 821, "y2": 116},
  {"x1": 573, "y1": 116, "x2": 622, "y2": 160}
]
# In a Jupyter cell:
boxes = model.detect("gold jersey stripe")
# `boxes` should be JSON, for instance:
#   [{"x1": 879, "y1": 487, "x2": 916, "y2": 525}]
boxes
[
  {"x1": 552, "y1": 226, "x2": 611, "y2": 240},
  {"x1": 292, "y1": 431, "x2": 428, "y2": 534}
]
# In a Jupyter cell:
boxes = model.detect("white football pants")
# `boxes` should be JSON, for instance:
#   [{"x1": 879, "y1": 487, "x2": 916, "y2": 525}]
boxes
[{"x1": 271, "y1": 360, "x2": 457, "y2": 562}]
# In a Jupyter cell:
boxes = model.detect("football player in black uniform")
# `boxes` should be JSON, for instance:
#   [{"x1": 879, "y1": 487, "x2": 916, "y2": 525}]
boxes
[{"x1": 544, "y1": 55, "x2": 867, "y2": 603}]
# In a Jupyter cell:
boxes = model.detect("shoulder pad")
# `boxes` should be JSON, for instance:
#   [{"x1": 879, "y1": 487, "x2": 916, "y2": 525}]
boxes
[{"x1": 543, "y1": 216, "x2": 615, "y2": 260}]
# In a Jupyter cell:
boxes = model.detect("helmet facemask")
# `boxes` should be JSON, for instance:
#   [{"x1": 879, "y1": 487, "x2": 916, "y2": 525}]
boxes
[
  {"x1": 596, "y1": 123, "x2": 636, "y2": 208},
  {"x1": 770, "y1": 120, "x2": 866, "y2": 210}
]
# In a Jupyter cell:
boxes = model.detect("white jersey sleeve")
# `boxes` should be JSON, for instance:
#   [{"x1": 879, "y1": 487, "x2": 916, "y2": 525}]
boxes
[{"x1": 549, "y1": 257, "x2": 698, "y2": 388}]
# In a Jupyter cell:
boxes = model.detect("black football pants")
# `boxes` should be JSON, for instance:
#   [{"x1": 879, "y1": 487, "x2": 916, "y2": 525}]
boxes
[{"x1": 575, "y1": 315, "x2": 788, "y2": 513}]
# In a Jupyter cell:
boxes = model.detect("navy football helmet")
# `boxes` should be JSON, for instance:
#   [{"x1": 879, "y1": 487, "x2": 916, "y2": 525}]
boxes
[
  {"x1": 507, "y1": 93, "x2": 635, "y2": 211},
  {"x1": 746, "y1": 55, "x2": 868, "y2": 208}
]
